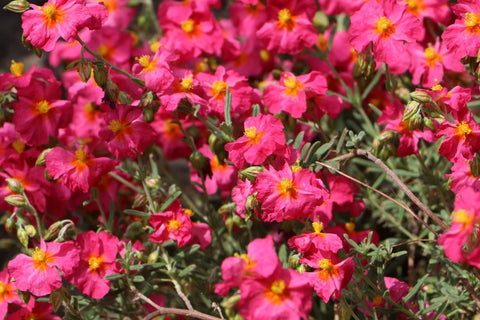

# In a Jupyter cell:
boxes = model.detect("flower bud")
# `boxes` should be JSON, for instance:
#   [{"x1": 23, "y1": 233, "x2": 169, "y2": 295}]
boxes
[
  {"x1": 104, "y1": 80, "x2": 119, "y2": 107},
  {"x1": 313, "y1": 11, "x2": 329, "y2": 30},
  {"x1": 296, "y1": 264, "x2": 308, "y2": 273},
  {"x1": 143, "y1": 107, "x2": 154, "y2": 123},
  {"x1": 272, "y1": 69, "x2": 282, "y2": 81},
  {"x1": 423, "y1": 117, "x2": 435, "y2": 131},
  {"x1": 288, "y1": 254, "x2": 300, "y2": 269},
  {"x1": 395, "y1": 87, "x2": 410, "y2": 102},
  {"x1": 177, "y1": 98, "x2": 194, "y2": 115},
  {"x1": 189, "y1": 151, "x2": 212, "y2": 177},
  {"x1": 44, "y1": 220, "x2": 64, "y2": 240},
  {"x1": 410, "y1": 90, "x2": 432, "y2": 103},
  {"x1": 354, "y1": 50, "x2": 376, "y2": 79},
  {"x1": 35, "y1": 148, "x2": 52, "y2": 166},
  {"x1": 3, "y1": 0, "x2": 30, "y2": 13},
  {"x1": 93, "y1": 64, "x2": 108, "y2": 87},
  {"x1": 218, "y1": 202, "x2": 236, "y2": 216},
  {"x1": 132, "y1": 194, "x2": 148, "y2": 209},
  {"x1": 145, "y1": 177, "x2": 160, "y2": 189},
  {"x1": 5, "y1": 194, "x2": 27, "y2": 207},
  {"x1": 147, "y1": 251, "x2": 159, "y2": 263},
  {"x1": 470, "y1": 154, "x2": 480, "y2": 178},
  {"x1": 244, "y1": 194, "x2": 258, "y2": 213},
  {"x1": 402, "y1": 100, "x2": 421, "y2": 121},
  {"x1": 6, "y1": 178, "x2": 24, "y2": 194},
  {"x1": 239, "y1": 166, "x2": 264, "y2": 182},
  {"x1": 25, "y1": 225, "x2": 36, "y2": 238},
  {"x1": 77, "y1": 61, "x2": 92, "y2": 83},
  {"x1": 5, "y1": 218, "x2": 15, "y2": 234},
  {"x1": 118, "y1": 91, "x2": 133, "y2": 105},
  {"x1": 408, "y1": 114, "x2": 424, "y2": 131},
  {"x1": 17, "y1": 227, "x2": 29, "y2": 248}
]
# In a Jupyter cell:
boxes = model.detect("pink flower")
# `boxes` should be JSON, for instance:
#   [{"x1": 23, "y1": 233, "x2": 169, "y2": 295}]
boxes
[
  {"x1": 263, "y1": 71, "x2": 327, "y2": 119},
  {"x1": 398, "y1": 0, "x2": 451, "y2": 24},
  {"x1": 437, "y1": 109, "x2": 480, "y2": 161},
  {"x1": 215, "y1": 235, "x2": 281, "y2": 296},
  {"x1": 349, "y1": 0, "x2": 423, "y2": 73},
  {"x1": 12, "y1": 69, "x2": 72, "y2": 146},
  {"x1": 442, "y1": 0, "x2": 480, "y2": 60},
  {"x1": 21, "y1": 0, "x2": 100, "y2": 51},
  {"x1": 446, "y1": 157, "x2": 480, "y2": 194},
  {"x1": 0, "y1": 268, "x2": 21, "y2": 319},
  {"x1": 149, "y1": 200, "x2": 193, "y2": 247},
  {"x1": 132, "y1": 47, "x2": 176, "y2": 94},
  {"x1": 255, "y1": 163, "x2": 329, "y2": 222},
  {"x1": 438, "y1": 188, "x2": 480, "y2": 263},
  {"x1": 408, "y1": 38, "x2": 465, "y2": 87},
  {"x1": 225, "y1": 113, "x2": 286, "y2": 168},
  {"x1": 6, "y1": 297, "x2": 60, "y2": 320},
  {"x1": 8, "y1": 238, "x2": 79, "y2": 296},
  {"x1": 64, "y1": 231, "x2": 120, "y2": 299},
  {"x1": 301, "y1": 251, "x2": 355, "y2": 303},
  {"x1": 46, "y1": 146, "x2": 116, "y2": 193},
  {"x1": 288, "y1": 222, "x2": 344, "y2": 255},
  {"x1": 256, "y1": 0, "x2": 318, "y2": 54},
  {"x1": 99, "y1": 104, "x2": 156, "y2": 159},
  {"x1": 238, "y1": 267, "x2": 312, "y2": 320}
]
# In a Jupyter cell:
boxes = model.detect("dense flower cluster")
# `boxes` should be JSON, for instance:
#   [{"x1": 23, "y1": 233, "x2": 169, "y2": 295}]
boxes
[{"x1": 0, "y1": 0, "x2": 480, "y2": 319}]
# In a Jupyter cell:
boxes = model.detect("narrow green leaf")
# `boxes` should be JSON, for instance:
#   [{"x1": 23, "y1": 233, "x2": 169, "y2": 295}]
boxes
[
  {"x1": 403, "y1": 274, "x2": 429, "y2": 303},
  {"x1": 179, "y1": 264, "x2": 196, "y2": 277},
  {"x1": 224, "y1": 87, "x2": 232, "y2": 127},
  {"x1": 293, "y1": 131, "x2": 305, "y2": 150},
  {"x1": 252, "y1": 104, "x2": 260, "y2": 117},
  {"x1": 123, "y1": 209, "x2": 150, "y2": 217},
  {"x1": 104, "y1": 273, "x2": 124, "y2": 280},
  {"x1": 133, "y1": 275, "x2": 145, "y2": 282},
  {"x1": 300, "y1": 142, "x2": 311, "y2": 162},
  {"x1": 159, "y1": 190, "x2": 182, "y2": 212}
]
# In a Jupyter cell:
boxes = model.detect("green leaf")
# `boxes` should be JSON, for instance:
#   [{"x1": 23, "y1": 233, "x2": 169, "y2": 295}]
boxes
[
  {"x1": 50, "y1": 289, "x2": 64, "y2": 312},
  {"x1": 159, "y1": 190, "x2": 182, "y2": 213},
  {"x1": 133, "y1": 275, "x2": 145, "y2": 282},
  {"x1": 252, "y1": 104, "x2": 260, "y2": 117},
  {"x1": 300, "y1": 142, "x2": 311, "y2": 162},
  {"x1": 104, "y1": 273, "x2": 124, "y2": 280},
  {"x1": 123, "y1": 209, "x2": 150, "y2": 217},
  {"x1": 403, "y1": 274, "x2": 429, "y2": 303},
  {"x1": 129, "y1": 264, "x2": 145, "y2": 271},
  {"x1": 224, "y1": 87, "x2": 232, "y2": 127},
  {"x1": 179, "y1": 264, "x2": 196, "y2": 277},
  {"x1": 293, "y1": 131, "x2": 305, "y2": 150}
]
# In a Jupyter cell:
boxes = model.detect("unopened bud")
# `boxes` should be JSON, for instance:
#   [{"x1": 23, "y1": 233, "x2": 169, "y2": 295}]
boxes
[
  {"x1": 354, "y1": 50, "x2": 376, "y2": 79},
  {"x1": 25, "y1": 225, "x2": 36, "y2": 237},
  {"x1": 218, "y1": 202, "x2": 236, "y2": 216},
  {"x1": 17, "y1": 227, "x2": 29, "y2": 248},
  {"x1": 402, "y1": 100, "x2": 421, "y2": 121},
  {"x1": 244, "y1": 194, "x2": 258, "y2": 213},
  {"x1": 395, "y1": 87, "x2": 410, "y2": 102},
  {"x1": 44, "y1": 220, "x2": 63, "y2": 240},
  {"x1": 118, "y1": 91, "x2": 132, "y2": 105},
  {"x1": 145, "y1": 177, "x2": 160, "y2": 189},
  {"x1": 288, "y1": 254, "x2": 300, "y2": 269},
  {"x1": 35, "y1": 148, "x2": 52, "y2": 166},
  {"x1": 104, "y1": 80, "x2": 119, "y2": 107},
  {"x1": 423, "y1": 117, "x2": 435, "y2": 131},
  {"x1": 239, "y1": 166, "x2": 264, "y2": 182},
  {"x1": 410, "y1": 90, "x2": 432, "y2": 103},
  {"x1": 5, "y1": 194, "x2": 27, "y2": 207},
  {"x1": 132, "y1": 194, "x2": 148, "y2": 209},
  {"x1": 77, "y1": 61, "x2": 92, "y2": 82},
  {"x1": 177, "y1": 98, "x2": 193, "y2": 114},
  {"x1": 143, "y1": 107, "x2": 154, "y2": 123},
  {"x1": 189, "y1": 151, "x2": 211, "y2": 177},
  {"x1": 5, "y1": 218, "x2": 15, "y2": 234},
  {"x1": 470, "y1": 154, "x2": 480, "y2": 177},
  {"x1": 408, "y1": 114, "x2": 424, "y2": 131},
  {"x1": 6, "y1": 178, "x2": 24, "y2": 194},
  {"x1": 296, "y1": 264, "x2": 308, "y2": 273},
  {"x1": 272, "y1": 69, "x2": 282, "y2": 81},
  {"x1": 93, "y1": 64, "x2": 108, "y2": 87},
  {"x1": 313, "y1": 11, "x2": 329, "y2": 30},
  {"x1": 3, "y1": 0, "x2": 30, "y2": 13}
]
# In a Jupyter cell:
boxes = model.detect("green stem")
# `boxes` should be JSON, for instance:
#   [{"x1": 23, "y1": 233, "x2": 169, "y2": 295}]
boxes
[
  {"x1": 76, "y1": 36, "x2": 145, "y2": 87},
  {"x1": 109, "y1": 172, "x2": 144, "y2": 194}
]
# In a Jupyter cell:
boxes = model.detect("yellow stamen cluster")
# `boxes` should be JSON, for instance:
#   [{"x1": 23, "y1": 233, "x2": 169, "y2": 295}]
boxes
[
  {"x1": 424, "y1": 47, "x2": 443, "y2": 68},
  {"x1": 465, "y1": 12, "x2": 480, "y2": 35},
  {"x1": 244, "y1": 127, "x2": 263, "y2": 145},
  {"x1": 41, "y1": 3, "x2": 65, "y2": 28},
  {"x1": 277, "y1": 178, "x2": 297, "y2": 199},
  {"x1": 264, "y1": 279, "x2": 287, "y2": 305},
  {"x1": 283, "y1": 75, "x2": 304, "y2": 97},
  {"x1": 374, "y1": 16, "x2": 395, "y2": 39},
  {"x1": 35, "y1": 100, "x2": 51, "y2": 114},
  {"x1": 277, "y1": 8, "x2": 295, "y2": 30}
]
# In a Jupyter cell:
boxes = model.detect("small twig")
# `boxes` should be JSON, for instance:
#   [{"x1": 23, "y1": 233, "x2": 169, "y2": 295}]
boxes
[
  {"x1": 136, "y1": 289, "x2": 221, "y2": 320},
  {"x1": 143, "y1": 307, "x2": 222, "y2": 320},
  {"x1": 172, "y1": 278, "x2": 193, "y2": 311},
  {"x1": 355, "y1": 149, "x2": 447, "y2": 230},
  {"x1": 460, "y1": 278, "x2": 480, "y2": 311},
  {"x1": 317, "y1": 161, "x2": 440, "y2": 237}
]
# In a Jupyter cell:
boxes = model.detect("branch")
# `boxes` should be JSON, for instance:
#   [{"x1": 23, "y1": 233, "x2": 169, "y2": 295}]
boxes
[
  {"x1": 354, "y1": 149, "x2": 447, "y2": 230},
  {"x1": 143, "y1": 307, "x2": 222, "y2": 320},
  {"x1": 317, "y1": 161, "x2": 440, "y2": 237}
]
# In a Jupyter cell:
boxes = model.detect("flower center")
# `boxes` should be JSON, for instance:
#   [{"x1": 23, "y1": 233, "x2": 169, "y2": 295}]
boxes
[
  {"x1": 455, "y1": 121, "x2": 472, "y2": 139},
  {"x1": 277, "y1": 8, "x2": 296, "y2": 30},
  {"x1": 10, "y1": 60, "x2": 24, "y2": 76},
  {"x1": 277, "y1": 178, "x2": 297, "y2": 199},
  {"x1": 42, "y1": 3, "x2": 65, "y2": 28},
  {"x1": 345, "y1": 221, "x2": 356, "y2": 233},
  {"x1": 88, "y1": 255, "x2": 105, "y2": 272},
  {"x1": 181, "y1": 74, "x2": 194, "y2": 92},
  {"x1": 181, "y1": 19, "x2": 195, "y2": 33},
  {"x1": 35, "y1": 100, "x2": 51, "y2": 114},
  {"x1": 211, "y1": 80, "x2": 228, "y2": 100},
  {"x1": 465, "y1": 12, "x2": 480, "y2": 35},
  {"x1": 264, "y1": 280, "x2": 287, "y2": 305},
  {"x1": 283, "y1": 75, "x2": 304, "y2": 97},
  {"x1": 32, "y1": 247, "x2": 54, "y2": 271},
  {"x1": 312, "y1": 221, "x2": 323, "y2": 234},
  {"x1": 374, "y1": 16, "x2": 395, "y2": 39},
  {"x1": 238, "y1": 253, "x2": 256, "y2": 270},
  {"x1": 164, "y1": 120, "x2": 182, "y2": 140},
  {"x1": 424, "y1": 47, "x2": 443, "y2": 68},
  {"x1": 244, "y1": 127, "x2": 263, "y2": 145},
  {"x1": 453, "y1": 209, "x2": 474, "y2": 232},
  {"x1": 0, "y1": 281, "x2": 13, "y2": 303},
  {"x1": 318, "y1": 258, "x2": 339, "y2": 281},
  {"x1": 137, "y1": 55, "x2": 156, "y2": 73},
  {"x1": 372, "y1": 295, "x2": 383, "y2": 306},
  {"x1": 405, "y1": 0, "x2": 425, "y2": 16},
  {"x1": 211, "y1": 156, "x2": 227, "y2": 172},
  {"x1": 168, "y1": 219, "x2": 181, "y2": 232}
]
